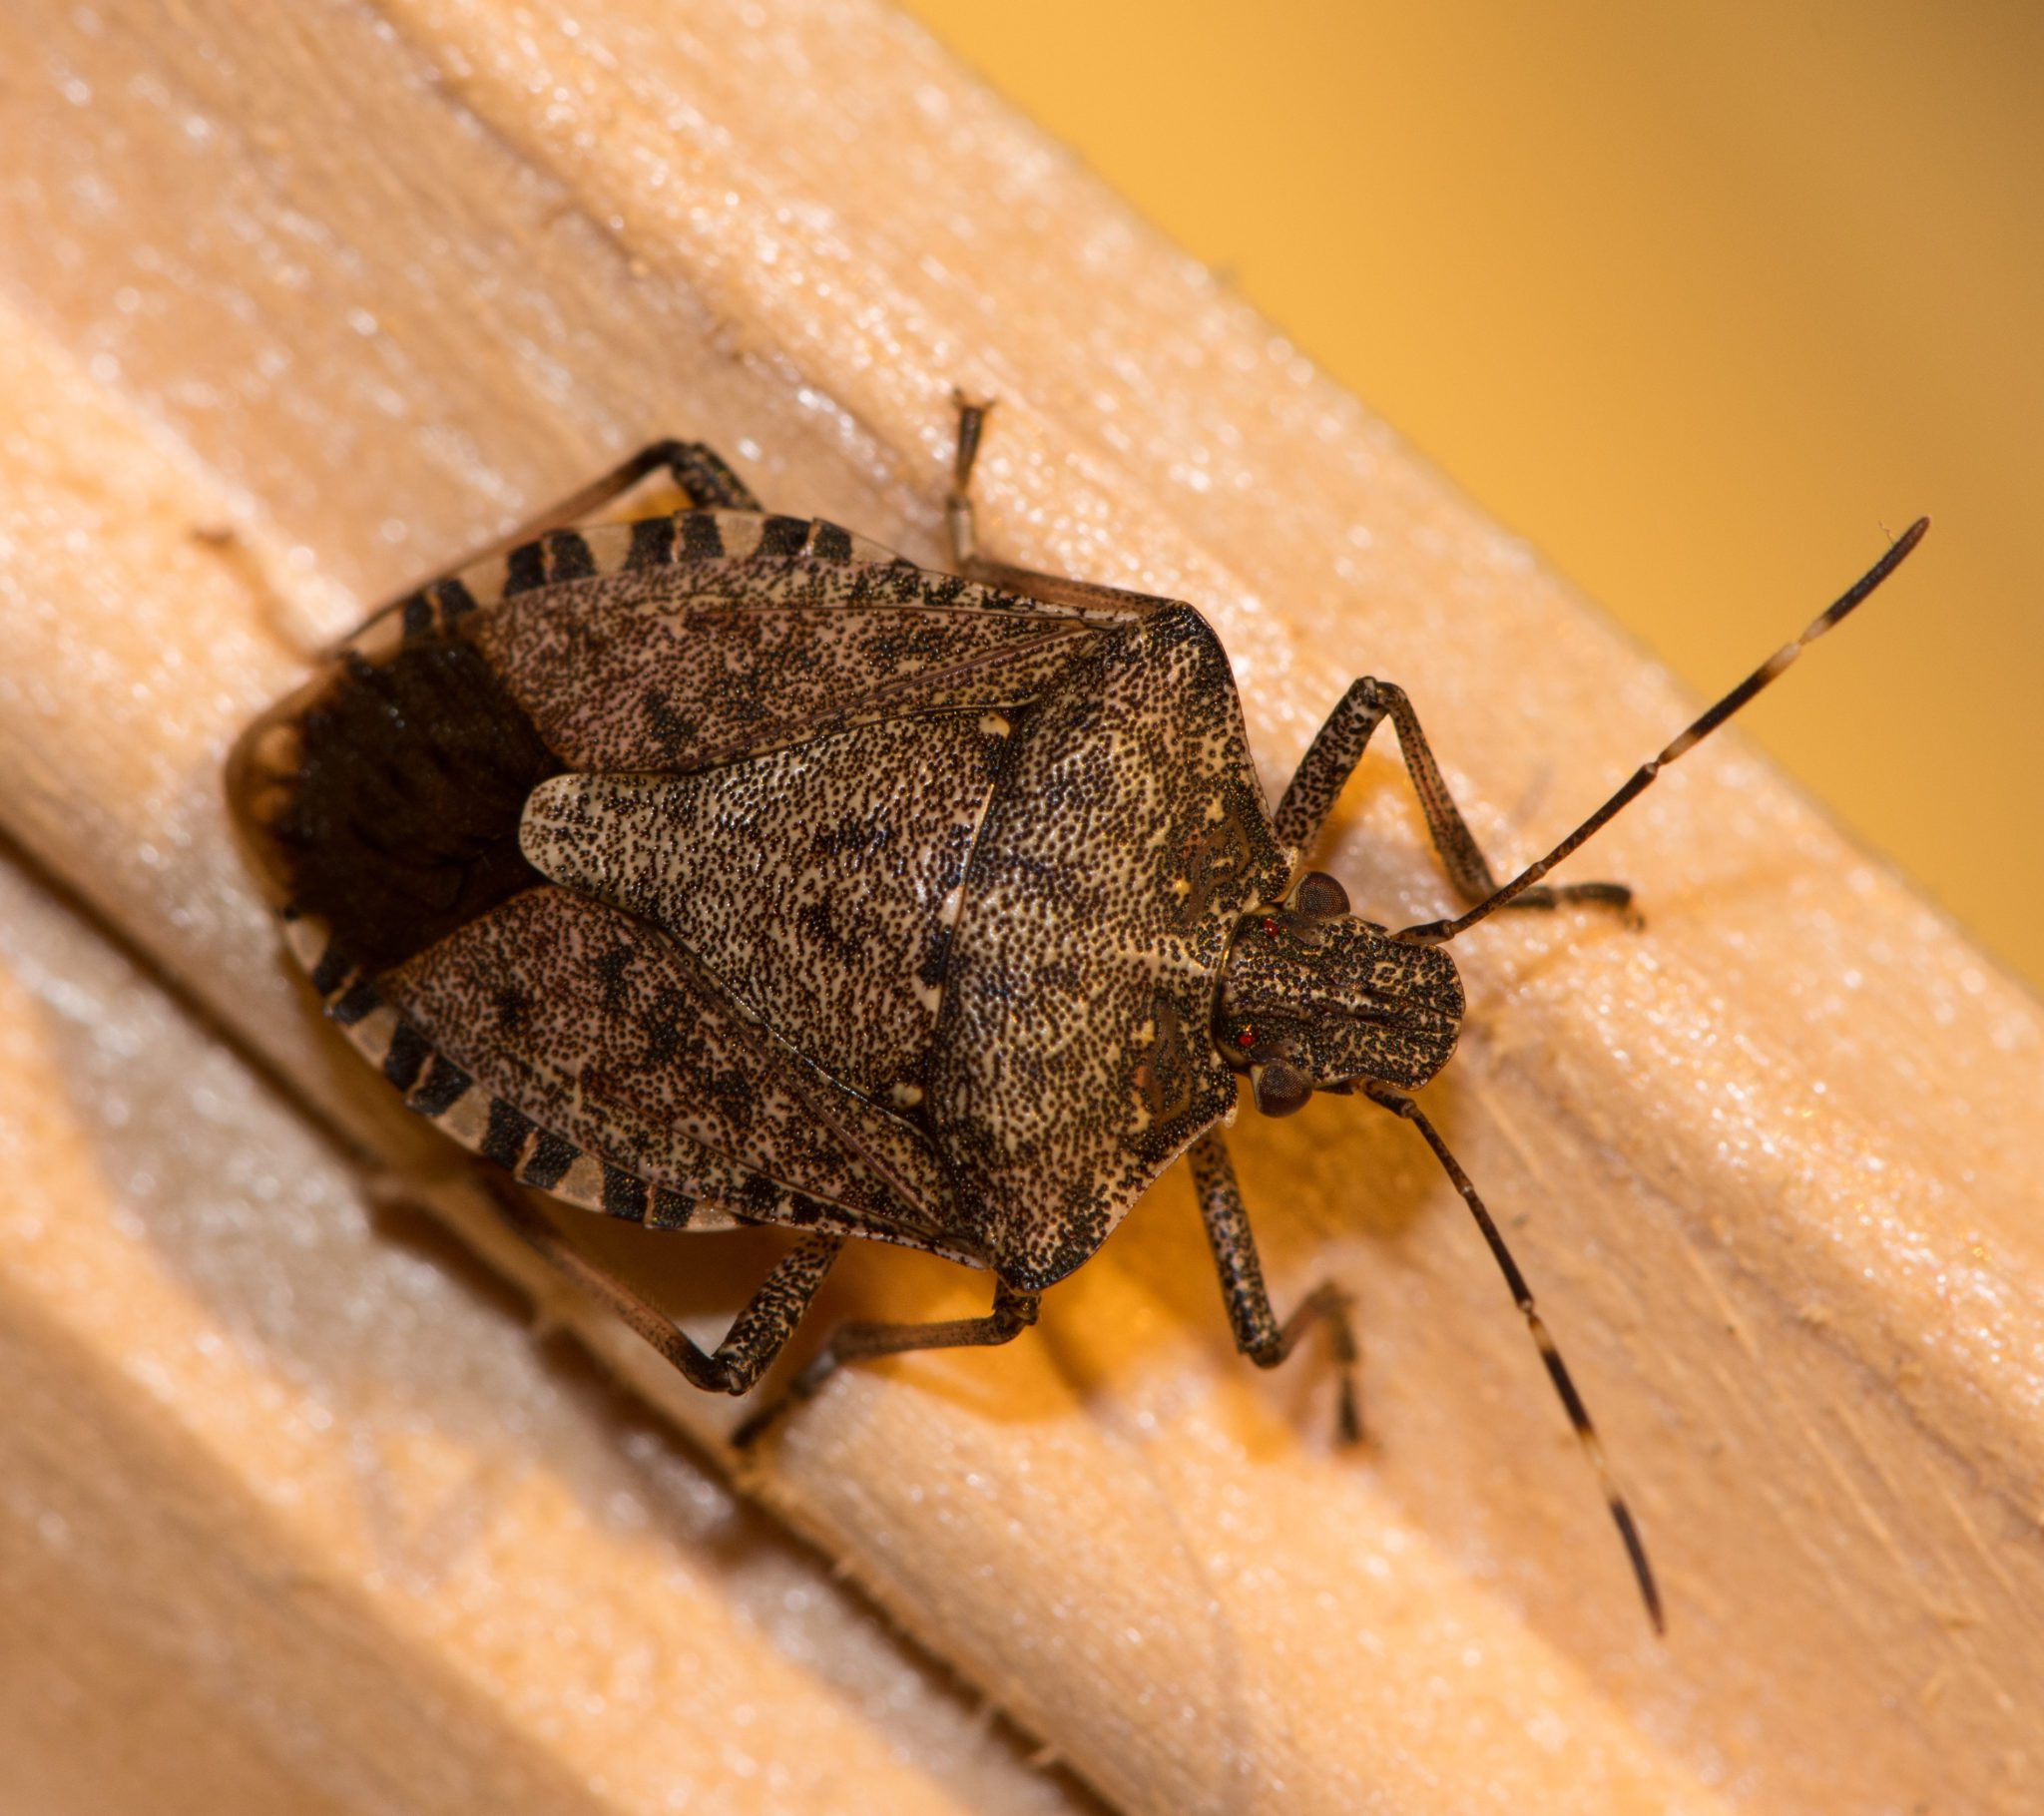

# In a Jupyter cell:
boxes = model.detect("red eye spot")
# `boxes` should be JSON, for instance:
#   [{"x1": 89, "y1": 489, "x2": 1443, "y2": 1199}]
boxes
[
  {"x1": 1261, "y1": 918, "x2": 1278, "y2": 935},
  {"x1": 1235, "y1": 1027, "x2": 1254, "y2": 1049}
]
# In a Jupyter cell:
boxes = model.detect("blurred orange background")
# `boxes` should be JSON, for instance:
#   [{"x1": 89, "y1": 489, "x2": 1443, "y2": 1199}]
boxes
[{"x1": 900, "y1": 0, "x2": 2044, "y2": 993}]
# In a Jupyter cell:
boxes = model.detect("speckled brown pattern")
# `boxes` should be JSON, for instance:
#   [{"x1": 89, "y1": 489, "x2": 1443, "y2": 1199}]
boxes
[
  {"x1": 523, "y1": 710, "x2": 1011, "y2": 1106},
  {"x1": 382, "y1": 885, "x2": 949, "y2": 1220},
  {"x1": 232, "y1": 493, "x2": 1325, "y2": 1297},
  {"x1": 928, "y1": 603, "x2": 1290, "y2": 1288},
  {"x1": 469, "y1": 524, "x2": 1096, "y2": 775}
]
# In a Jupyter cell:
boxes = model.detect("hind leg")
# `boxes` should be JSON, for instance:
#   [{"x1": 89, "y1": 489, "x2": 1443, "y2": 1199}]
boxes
[
  {"x1": 501, "y1": 438, "x2": 762, "y2": 531},
  {"x1": 486, "y1": 1176, "x2": 844, "y2": 1397},
  {"x1": 337, "y1": 438, "x2": 762, "y2": 654}
]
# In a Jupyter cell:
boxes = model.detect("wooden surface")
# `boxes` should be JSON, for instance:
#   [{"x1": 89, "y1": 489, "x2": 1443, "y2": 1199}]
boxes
[{"x1": 1, "y1": 1, "x2": 2040, "y2": 1811}]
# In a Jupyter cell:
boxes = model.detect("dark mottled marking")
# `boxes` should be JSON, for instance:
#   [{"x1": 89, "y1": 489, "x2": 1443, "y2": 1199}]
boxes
[
  {"x1": 709, "y1": 1066, "x2": 757, "y2": 1129},
  {"x1": 308, "y1": 944, "x2": 351, "y2": 998},
  {"x1": 680, "y1": 514, "x2": 725, "y2": 560},
  {"x1": 482, "y1": 1097, "x2": 536, "y2": 1169},
  {"x1": 522, "y1": 1131, "x2": 578, "y2": 1191},
  {"x1": 809, "y1": 520, "x2": 854, "y2": 562},
  {"x1": 602, "y1": 1166, "x2": 651, "y2": 1222},
  {"x1": 627, "y1": 516, "x2": 677, "y2": 569},
  {"x1": 795, "y1": 897, "x2": 840, "y2": 955},
  {"x1": 435, "y1": 576, "x2": 480, "y2": 625},
  {"x1": 548, "y1": 530, "x2": 597, "y2": 583},
  {"x1": 810, "y1": 814, "x2": 889, "y2": 861},
  {"x1": 643, "y1": 689, "x2": 696, "y2": 755},
  {"x1": 758, "y1": 515, "x2": 808, "y2": 558},
  {"x1": 594, "y1": 941, "x2": 638, "y2": 1011},
  {"x1": 492, "y1": 982, "x2": 533, "y2": 1033},
  {"x1": 650, "y1": 1184, "x2": 695, "y2": 1229},
  {"x1": 740, "y1": 1172, "x2": 780, "y2": 1214},
  {"x1": 503, "y1": 541, "x2": 547, "y2": 597},
  {"x1": 643, "y1": 988, "x2": 687, "y2": 1069},
  {"x1": 255, "y1": 638, "x2": 565, "y2": 972},
  {"x1": 329, "y1": 979, "x2": 382, "y2": 1027},
  {"x1": 409, "y1": 1057, "x2": 473, "y2": 1119},
  {"x1": 382, "y1": 1019, "x2": 429, "y2": 1093},
  {"x1": 1137, "y1": 997, "x2": 1194, "y2": 1124},
  {"x1": 400, "y1": 592, "x2": 433, "y2": 641},
  {"x1": 916, "y1": 925, "x2": 953, "y2": 991}
]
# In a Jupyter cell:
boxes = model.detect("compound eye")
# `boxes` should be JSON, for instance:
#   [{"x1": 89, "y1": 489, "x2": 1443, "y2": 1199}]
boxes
[
  {"x1": 1291, "y1": 870, "x2": 1350, "y2": 921},
  {"x1": 1252, "y1": 1059, "x2": 1313, "y2": 1118}
]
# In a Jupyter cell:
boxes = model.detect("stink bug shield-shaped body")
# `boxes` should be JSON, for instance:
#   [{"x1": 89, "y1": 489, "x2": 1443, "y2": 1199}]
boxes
[{"x1": 228, "y1": 407, "x2": 1926, "y2": 1633}]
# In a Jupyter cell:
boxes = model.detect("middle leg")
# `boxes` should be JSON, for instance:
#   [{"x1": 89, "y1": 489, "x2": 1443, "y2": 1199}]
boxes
[
  {"x1": 732, "y1": 1278, "x2": 1042, "y2": 1448},
  {"x1": 943, "y1": 395, "x2": 1178, "y2": 618}
]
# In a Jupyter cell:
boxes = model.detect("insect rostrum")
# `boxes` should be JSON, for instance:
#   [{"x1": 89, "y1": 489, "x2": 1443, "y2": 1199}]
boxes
[{"x1": 228, "y1": 404, "x2": 1925, "y2": 1633}]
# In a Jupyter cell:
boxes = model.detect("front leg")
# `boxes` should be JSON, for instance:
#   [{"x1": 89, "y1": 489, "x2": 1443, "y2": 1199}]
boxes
[
  {"x1": 1190, "y1": 1132, "x2": 1361, "y2": 1443},
  {"x1": 1278, "y1": 677, "x2": 1632, "y2": 916}
]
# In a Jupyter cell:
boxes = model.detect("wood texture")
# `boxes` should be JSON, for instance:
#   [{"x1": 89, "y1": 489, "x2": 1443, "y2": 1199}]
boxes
[
  {"x1": 0, "y1": 848, "x2": 1072, "y2": 1816},
  {"x1": 1, "y1": 1, "x2": 2039, "y2": 1810}
]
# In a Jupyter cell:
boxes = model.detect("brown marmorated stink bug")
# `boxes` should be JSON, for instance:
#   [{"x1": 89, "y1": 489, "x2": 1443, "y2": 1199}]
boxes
[{"x1": 228, "y1": 400, "x2": 1925, "y2": 1631}]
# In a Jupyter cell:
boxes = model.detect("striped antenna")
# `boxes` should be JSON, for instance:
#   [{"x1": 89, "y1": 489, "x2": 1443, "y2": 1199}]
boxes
[
  {"x1": 1395, "y1": 517, "x2": 1929, "y2": 948},
  {"x1": 1361, "y1": 1081, "x2": 1665, "y2": 1633}
]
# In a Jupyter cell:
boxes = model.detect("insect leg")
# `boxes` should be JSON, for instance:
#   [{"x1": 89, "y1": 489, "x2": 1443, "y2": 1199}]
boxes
[
  {"x1": 942, "y1": 394, "x2": 1175, "y2": 619},
  {"x1": 479, "y1": 440, "x2": 763, "y2": 551},
  {"x1": 485, "y1": 1176, "x2": 841, "y2": 1394},
  {"x1": 1276, "y1": 678, "x2": 1631, "y2": 917},
  {"x1": 431, "y1": 440, "x2": 761, "y2": 572},
  {"x1": 731, "y1": 1279, "x2": 1041, "y2": 1448},
  {"x1": 341, "y1": 440, "x2": 764, "y2": 652},
  {"x1": 1190, "y1": 1132, "x2": 1362, "y2": 1443}
]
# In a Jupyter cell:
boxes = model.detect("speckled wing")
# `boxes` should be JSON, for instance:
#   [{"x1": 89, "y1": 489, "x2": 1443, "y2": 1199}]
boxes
[
  {"x1": 453, "y1": 511, "x2": 1141, "y2": 771},
  {"x1": 928, "y1": 604, "x2": 1295, "y2": 1291},
  {"x1": 283, "y1": 882, "x2": 979, "y2": 1257},
  {"x1": 375, "y1": 886, "x2": 969, "y2": 1246},
  {"x1": 234, "y1": 509, "x2": 1149, "y2": 1260},
  {"x1": 521, "y1": 708, "x2": 1017, "y2": 1114}
]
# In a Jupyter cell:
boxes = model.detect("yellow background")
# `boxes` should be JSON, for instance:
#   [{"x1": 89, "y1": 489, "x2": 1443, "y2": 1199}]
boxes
[{"x1": 899, "y1": 0, "x2": 2044, "y2": 992}]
